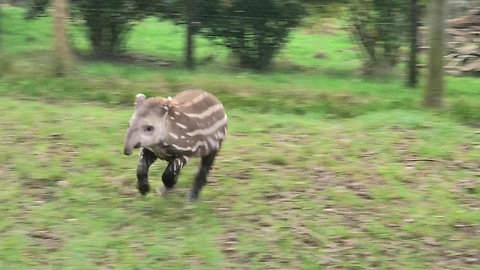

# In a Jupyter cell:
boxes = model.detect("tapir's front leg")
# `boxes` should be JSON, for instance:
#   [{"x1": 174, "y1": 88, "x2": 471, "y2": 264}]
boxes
[
  {"x1": 136, "y1": 148, "x2": 157, "y2": 195},
  {"x1": 157, "y1": 156, "x2": 188, "y2": 196}
]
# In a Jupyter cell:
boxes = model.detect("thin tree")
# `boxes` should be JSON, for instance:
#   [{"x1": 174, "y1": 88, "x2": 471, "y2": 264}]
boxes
[
  {"x1": 0, "y1": 2, "x2": 5, "y2": 78},
  {"x1": 0, "y1": 3, "x2": 3, "y2": 55},
  {"x1": 408, "y1": 0, "x2": 419, "y2": 87},
  {"x1": 52, "y1": 0, "x2": 74, "y2": 76},
  {"x1": 424, "y1": 0, "x2": 447, "y2": 108},
  {"x1": 185, "y1": 0, "x2": 196, "y2": 69}
]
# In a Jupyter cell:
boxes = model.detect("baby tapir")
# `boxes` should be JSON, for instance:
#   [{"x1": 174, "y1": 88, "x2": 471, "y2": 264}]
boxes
[{"x1": 123, "y1": 89, "x2": 227, "y2": 201}]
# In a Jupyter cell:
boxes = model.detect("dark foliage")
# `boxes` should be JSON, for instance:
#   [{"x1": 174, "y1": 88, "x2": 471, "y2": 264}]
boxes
[
  {"x1": 74, "y1": 0, "x2": 145, "y2": 56},
  {"x1": 348, "y1": 0, "x2": 409, "y2": 76},
  {"x1": 202, "y1": 0, "x2": 306, "y2": 70},
  {"x1": 26, "y1": 0, "x2": 49, "y2": 19},
  {"x1": 28, "y1": 0, "x2": 305, "y2": 68}
]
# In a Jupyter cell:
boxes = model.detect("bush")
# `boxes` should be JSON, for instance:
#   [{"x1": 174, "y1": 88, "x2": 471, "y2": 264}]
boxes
[
  {"x1": 203, "y1": 0, "x2": 305, "y2": 70},
  {"x1": 347, "y1": 0, "x2": 408, "y2": 76},
  {"x1": 76, "y1": 0, "x2": 144, "y2": 56}
]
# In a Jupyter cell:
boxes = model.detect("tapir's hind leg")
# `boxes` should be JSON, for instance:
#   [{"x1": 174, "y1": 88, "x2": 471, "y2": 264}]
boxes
[
  {"x1": 189, "y1": 151, "x2": 217, "y2": 201},
  {"x1": 137, "y1": 148, "x2": 157, "y2": 195},
  {"x1": 158, "y1": 156, "x2": 188, "y2": 195}
]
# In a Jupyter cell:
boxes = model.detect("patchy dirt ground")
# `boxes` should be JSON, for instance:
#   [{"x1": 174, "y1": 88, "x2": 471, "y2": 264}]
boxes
[{"x1": 0, "y1": 99, "x2": 479, "y2": 269}]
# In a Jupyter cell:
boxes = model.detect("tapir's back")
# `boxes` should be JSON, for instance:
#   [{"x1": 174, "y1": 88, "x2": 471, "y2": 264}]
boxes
[
  {"x1": 174, "y1": 90, "x2": 221, "y2": 112},
  {"x1": 166, "y1": 90, "x2": 227, "y2": 158}
]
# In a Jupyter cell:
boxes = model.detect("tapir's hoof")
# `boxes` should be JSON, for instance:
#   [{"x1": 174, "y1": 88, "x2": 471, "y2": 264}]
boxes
[
  {"x1": 156, "y1": 186, "x2": 171, "y2": 197},
  {"x1": 187, "y1": 193, "x2": 198, "y2": 202},
  {"x1": 137, "y1": 182, "x2": 150, "y2": 195}
]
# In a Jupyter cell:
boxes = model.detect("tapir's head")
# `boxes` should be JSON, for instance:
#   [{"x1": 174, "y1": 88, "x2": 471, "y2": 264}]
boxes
[{"x1": 123, "y1": 94, "x2": 169, "y2": 155}]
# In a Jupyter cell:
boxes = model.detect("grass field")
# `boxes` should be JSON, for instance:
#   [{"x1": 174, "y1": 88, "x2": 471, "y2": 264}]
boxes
[
  {"x1": 1, "y1": 6, "x2": 480, "y2": 269},
  {"x1": 1, "y1": 98, "x2": 479, "y2": 269}
]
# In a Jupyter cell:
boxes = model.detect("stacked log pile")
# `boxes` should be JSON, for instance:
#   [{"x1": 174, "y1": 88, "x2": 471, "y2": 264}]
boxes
[{"x1": 444, "y1": 8, "x2": 480, "y2": 76}]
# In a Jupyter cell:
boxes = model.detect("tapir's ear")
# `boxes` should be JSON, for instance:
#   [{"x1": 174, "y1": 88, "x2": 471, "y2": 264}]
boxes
[{"x1": 135, "y1": 93, "x2": 146, "y2": 109}]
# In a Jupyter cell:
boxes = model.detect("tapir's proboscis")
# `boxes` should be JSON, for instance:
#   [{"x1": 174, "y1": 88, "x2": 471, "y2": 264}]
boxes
[{"x1": 123, "y1": 89, "x2": 227, "y2": 201}]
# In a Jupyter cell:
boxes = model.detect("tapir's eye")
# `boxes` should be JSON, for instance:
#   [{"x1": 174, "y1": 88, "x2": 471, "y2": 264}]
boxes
[{"x1": 145, "y1": 125, "x2": 154, "y2": 132}]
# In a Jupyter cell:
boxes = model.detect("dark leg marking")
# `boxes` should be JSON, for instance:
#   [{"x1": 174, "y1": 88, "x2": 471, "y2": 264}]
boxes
[
  {"x1": 162, "y1": 156, "x2": 188, "y2": 190},
  {"x1": 189, "y1": 151, "x2": 217, "y2": 201},
  {"x1": 136, "y1": 148, "x2": 157, "y2": 195}
]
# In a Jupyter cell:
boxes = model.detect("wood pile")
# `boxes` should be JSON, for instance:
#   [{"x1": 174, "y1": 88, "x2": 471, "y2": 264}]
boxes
[{"x1": 444, "y1": 8, "x2": 480, "y2": 76}]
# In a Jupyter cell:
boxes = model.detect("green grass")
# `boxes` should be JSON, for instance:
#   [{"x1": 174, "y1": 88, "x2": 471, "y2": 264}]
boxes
[
  {"x1": 0, "y1": 98, "x2": 479, "y2": 269},
  {"x1": 1, "y1": 5, "x2": 480, "y2": 269}
]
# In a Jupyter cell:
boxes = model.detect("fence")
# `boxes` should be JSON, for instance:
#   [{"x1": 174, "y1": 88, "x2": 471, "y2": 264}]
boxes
[{"x1": 2, "y1": 1, "x2": 479, "y2": 77}]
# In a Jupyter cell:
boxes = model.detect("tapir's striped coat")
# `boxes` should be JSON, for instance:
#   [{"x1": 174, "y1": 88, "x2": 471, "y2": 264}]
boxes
[
  {"x1": 153, "y1": 89, "x2": 227, "y2": 158},
  {"x1": 123, "y1": 89, "x2": 227, "y2": 201}
]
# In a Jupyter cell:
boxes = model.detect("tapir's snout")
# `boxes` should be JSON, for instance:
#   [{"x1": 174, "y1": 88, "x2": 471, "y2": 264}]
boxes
[
  {"x1": 124, "y1": 127, "x2": 142, "y2": 156},
  {"x1": 124, "y1": 142, "x2": 141, "y2": 156},
  {"x1": 124, "y1": 147, "x2": 132, "y2": 156}
]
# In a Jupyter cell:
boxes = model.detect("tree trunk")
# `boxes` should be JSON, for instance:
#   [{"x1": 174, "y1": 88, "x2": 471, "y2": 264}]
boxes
[
  {"x1": 424, "y1": 0, "x2": 447, "y2": 108},
  {"x1": 53, "y1": 0, "x2": 74, "y2": 76},
  {"x1": 0, "y1": 4, "x2": 2, "y2": 53},
  {"x1": 0, "y1": 4, "x2": 3, "y2": 78},
  {"x1": 185, "y1": 0, "x2": 195, "y2": 70},
  {"x1": 408, "y1": 0, "x2": 419, "y2": 88}
]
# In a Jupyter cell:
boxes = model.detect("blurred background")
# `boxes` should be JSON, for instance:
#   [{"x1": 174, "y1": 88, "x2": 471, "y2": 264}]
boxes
[{"x1": 0, "y1": 0, "x2": 479, "y2": 269}]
